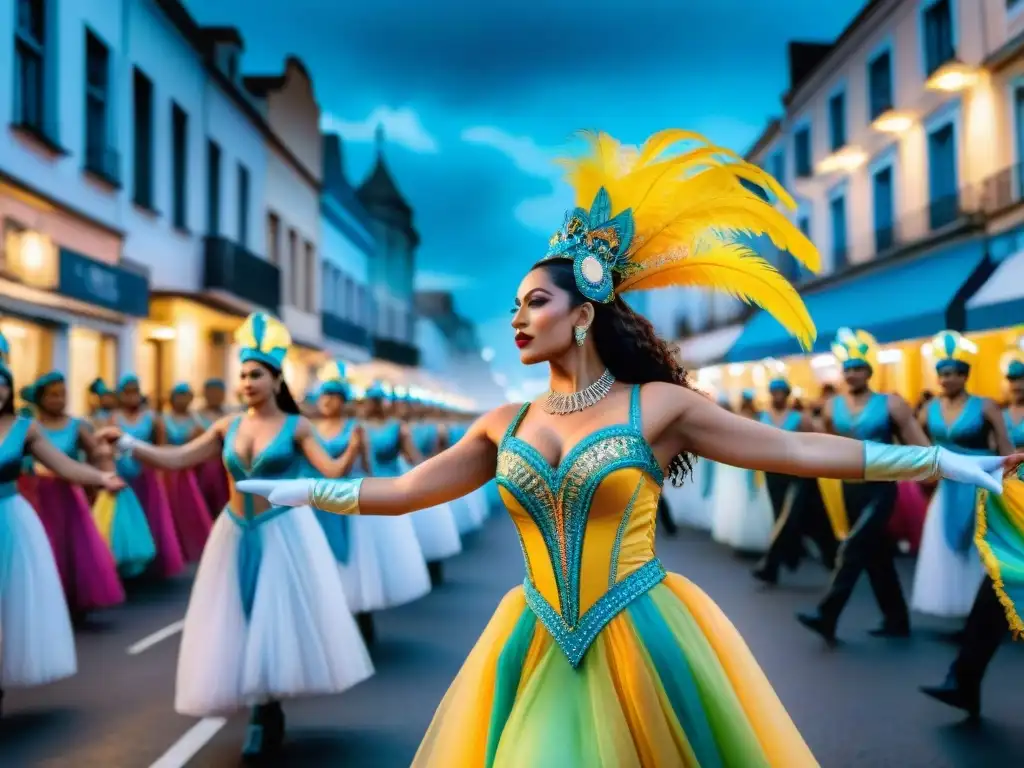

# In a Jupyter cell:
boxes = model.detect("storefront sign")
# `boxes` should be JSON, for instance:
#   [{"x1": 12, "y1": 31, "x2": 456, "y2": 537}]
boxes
[{"x1": 57, "y1": 248, "x2": 149, "y2": 316}]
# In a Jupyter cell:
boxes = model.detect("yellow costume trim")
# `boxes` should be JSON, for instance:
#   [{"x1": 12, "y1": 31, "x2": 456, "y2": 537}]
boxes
[
  {"x1": 974, "y1": 487, "x2": 1024, "y2": 639},
  {"x1": 817, "y1": 478, "x2": 849, "y2": 540}
]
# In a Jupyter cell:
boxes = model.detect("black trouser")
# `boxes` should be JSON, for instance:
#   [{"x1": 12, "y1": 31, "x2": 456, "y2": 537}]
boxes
[
  {"x1": 760, "y1": 478, "x2": 838, "y2": 575},
  {"x1": 817, "y1": 481, "x2": 908, "y2": 628},
  {"x1": 949, "y1": 576, "x2": 1009, "y2": 685}
]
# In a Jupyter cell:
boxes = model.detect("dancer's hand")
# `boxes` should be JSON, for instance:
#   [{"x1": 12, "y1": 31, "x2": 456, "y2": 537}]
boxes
[
  {"x1": 94, "y1": 426, "x2": 122, "y2": 443},
  {"x1": 236, "y1": 478, "x2": 313, "y2": 507},
  {"x1": 100, "y1": 472, "x2": 126, "y2": 492},
  {"x1": 939, "y1": 450, "x2": 1024, "y2": 495}
]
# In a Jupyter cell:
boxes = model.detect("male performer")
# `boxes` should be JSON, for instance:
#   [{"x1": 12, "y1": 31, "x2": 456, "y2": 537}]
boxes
[{"x1": 797, "y1": 328, "x2": 929, "y2": 644}]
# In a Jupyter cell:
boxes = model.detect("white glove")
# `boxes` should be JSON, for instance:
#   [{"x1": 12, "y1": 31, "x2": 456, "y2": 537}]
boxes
[
  {"x1": 116, "y1": 433, "x2": 137, "y2": 454},
  {"x1": 938, "y1": 449, "x2": 1005, "y2": 495},
  {"x1": 236, "y1": 478, "x2": 313, "y2": 507}
]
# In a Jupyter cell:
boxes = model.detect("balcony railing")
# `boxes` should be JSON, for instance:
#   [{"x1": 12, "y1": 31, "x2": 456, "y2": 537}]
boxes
[
  {"x1": 372, "y1": 336, "x2": 420, "y2": 367},
  {"x1": 322, "y1": 311, "x2": 369, "y2": 348},
  {"x1": 202, "y1": 236, "x2": 280, "y2": 311}
]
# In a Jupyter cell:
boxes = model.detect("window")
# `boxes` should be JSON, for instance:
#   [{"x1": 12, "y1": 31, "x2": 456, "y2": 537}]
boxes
[
  {"x1": 288, "y1": 228, "x2": 299, "y2": 306},
  {"x1": 237, "y1": 163, "x2": 250, "y2": 246},
  {"x1": 771, "y1": 151, "x2": 785, "y2": 182},
  {"x1": 84, "y1": 30, "x2": 114, "y2": 180},
  {"x1": 305, "y1": 241, "x2": 316, "y2": 311},
  {"x1": 868, "y1": 50, "x2": 893, "y2": 121},
  {"x1": 923, "y1": 0, "x2": 955, "y2": 77},
  {"x1": 266, "y1": 212, "x2": 280, "y2": 264},
  {"x1": 872, "y1": 166, "x2": 895, "y2": 253},
  {"x1": 171, "y1": 103, "x2": 188, "y2": 229},
  {"x1": 132, "y1": 68, "x2": 154, "y2": 208},
  {"x1": 796, "y1": 214, "x2": 812, "y2": 282},
  {"x1": 830, "y1": 194, "x2": 848, "y2": 270},
  {"x1": 829, "y1": 91, "x2": 846, "y2": 151},
  {"x1": 794, "y1": 126, "x2": 812, "y2": 177},
  {"x1": 14, "y1": 0, "x2": 49, "y2": 136},
  {"x1": 927, "y1": 122, "x2": 958, "y2": 229},
  {"x1": 206, "y1": 140, "x2": 221, "y2": 235}
]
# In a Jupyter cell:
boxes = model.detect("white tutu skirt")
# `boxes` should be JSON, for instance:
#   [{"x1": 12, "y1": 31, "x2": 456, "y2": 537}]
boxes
[
  {"x1": 397, "y1": 458, "x2": 462, "y2": 561},
  {"x1": 337, "y1": 516, "x2": 389, "y2": 614},
  {"x1": 663, "y1": 458, "x2": 712, "y2": 530},
  {"x1": 0, "y1": 492, "x2": 77, "y2": 687},
  {"x1": 711, "y1": 464, "x2": 774, "y2": 552},
  {"x1": 910, "y1": 483, "x2": 985, "y2": 619},
  {"x1": 450, "y1": 494, "x2": 484, "y2": 535},
  {"x1": 363, "y1": 514, "x2": 432, "y2": 607},
  {"x1": 467, "y1": 485, "x2": 491, "y2": 522},
  {"x1": 175, "y1": 505, "x2": 374, "y2": 717}
]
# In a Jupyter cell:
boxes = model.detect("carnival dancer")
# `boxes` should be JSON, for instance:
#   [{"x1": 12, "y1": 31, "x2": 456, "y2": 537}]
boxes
[
  {"x1": 194, "y1": 378, "x2": 230, "y2": 518},
  {"x1": 752, "y1": 376, "x2": 833, "y2": 585},
  {"x1": 712, "y1": 390, "x2": 775, "y2": 553},
  {"x1": 106, "y1": 374, "x2": 185, "y2": 578},
  {"x1": 359, "y1": 382, "x2": 433, "y2": 606},
  {"x1": 97, "y1": 312, "x2": 374, "y2": 760},
  {"x1": 913, "y1": 331, "x2": 1013, "y2": 619},
  {"x1": 446, "y1": 416, "x2": 486, "y2": 535},
  {"x1": 797, "y1": 328, "x2": 927, "y2": 644},
  {"x1": 91, "y1": 438, "x2": 156, "y2": 577},
  {"x1": 307, "y1": 361, "x2": 387, "y2": 643},
  {"x1": 0, "y1": 332, "x2": 124, "y2": 713},
  {"x1": 87, "y1": 378, "x2": 118, "y2": 424},
  {"x1": 402, "y1": 391, "x2": 463, "y2": 583},
  {"x1": 24, "y1": 371, "x2": 125, "y2": 618},
  {"x1": 1003, "y1": 357, "x2": 1024, "y2": 449},
  {"x1": 237, "y1": 129, "x2": 1024, "y2": 766},
  {"x1": 161, "y1": 383, "x2": 214, "y2": 561}
]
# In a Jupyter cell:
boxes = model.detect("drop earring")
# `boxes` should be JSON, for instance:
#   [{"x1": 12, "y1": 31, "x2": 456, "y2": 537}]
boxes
[{"x1": 573, "y1": 325, "x2": 588, "y2": 346}]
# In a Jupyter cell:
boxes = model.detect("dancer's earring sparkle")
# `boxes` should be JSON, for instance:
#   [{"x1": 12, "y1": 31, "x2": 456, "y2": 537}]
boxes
[{"x1": 573, "y1": 325, "x2": 589, "y2": 347}]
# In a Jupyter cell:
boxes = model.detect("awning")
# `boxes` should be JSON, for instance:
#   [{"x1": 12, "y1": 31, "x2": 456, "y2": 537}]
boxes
[
  {"x1": 965, "y1": 249, "x2": 1024, "y2": 332},
  {"x1": 725, "y1": 238, "x2": 988, "y2": 363},
  {"x1": 676, "y1": 324, "x2": 744, "y2": 368}
]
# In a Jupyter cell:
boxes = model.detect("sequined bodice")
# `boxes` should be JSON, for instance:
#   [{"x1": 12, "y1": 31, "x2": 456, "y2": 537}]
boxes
[
  {"x1": 832, "y1": 393, "x2": 893, "y2": 442},
  {"x1": 759, "y1": 409, "x2": 801, "y2": 431},
  {"x1": 223, "y1": 414, "x2": 302, "y2": 483},
  {"x1": 1004, "y1": 408, "x2": 1024, "y2": 449},
  {"x1": 496, "y1": 386, "x2": 666, "y2": 666},
  {"x1": 927, "y1": 396, "x2": 990, "y2": 454},
  {"x1": 41, "y1": 417, "x2": 80, "y2": 457},
  {"x1": 0, "y1": 417, "x2": 32, "y2": 492},
  {"x1": 164, "y1": 414, "x2": 196, "y2": 446}
]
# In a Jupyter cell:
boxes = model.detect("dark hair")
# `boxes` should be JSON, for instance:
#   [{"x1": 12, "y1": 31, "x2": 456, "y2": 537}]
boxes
[
  {"x1": 255, "y1": 361, "x2": 300, "y2": 415},
  {"x1": 532, "y1": 259, "x2": 695, "y2": 484},
  {"x1": 0, "y1": 372, "x2": 13, "y2": 417}
]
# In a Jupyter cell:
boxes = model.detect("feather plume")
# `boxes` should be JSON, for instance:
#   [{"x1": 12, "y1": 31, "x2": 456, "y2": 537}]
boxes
[{"x1": 618, "y1": 243, "x2": 816, "y2": 350}]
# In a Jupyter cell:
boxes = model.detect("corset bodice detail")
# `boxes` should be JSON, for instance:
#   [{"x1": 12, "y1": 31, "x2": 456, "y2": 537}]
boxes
[
  {"x1": 41, "y1": 417, "x2": 80, "y2": 457},
  {"x1": 164, "y1": 415, "x2": 195, "y2": 446},
  {"x1": 496, "y1": 385, "x2": 666, "y2": 666},
  {"x1": 222, "y1": 414, "x2": 302, "y2": 483},
  {"x1": 1004, "y1": 408, "x2": 1024, "y2": 449},
  {"x1": 832, "y1": 393, "x2": 893, "y2": 442},
  {"x1": 0, "y1": 417, "x2": 32, "y2": 493},
  {"x1": 928, "y1": 396, "x2": 990, "y2": 453},
  {"x1": 759, "y1": 409, "x2": 801, "y2": 431}
]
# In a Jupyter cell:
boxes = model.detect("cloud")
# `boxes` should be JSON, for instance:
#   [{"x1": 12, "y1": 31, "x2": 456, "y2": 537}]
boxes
[
  {"x1": 322, "y1": 106, "x2": 439, "y2": 153},
  {"x1": 415, "y1": 270, "x2": 478, "y2": 291}
]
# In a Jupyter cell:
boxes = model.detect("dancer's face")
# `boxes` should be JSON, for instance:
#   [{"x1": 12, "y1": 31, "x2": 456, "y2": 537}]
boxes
[
  {"x1": 39, "y1": 380, "x2": 66, "y2": 416},
  {"x1": 239, "y1": 361, "x2": 275, "y2": 406},
  {"x1": 100, "y1": 392, "x2": 118, "y2": 411},
  {"x1": 318, "y1": 393, "x2": 343, "y2": 418},
  {"x1": 511, "y1": 268, "x2": 588, "y2": 366},
  {"x1": 204, "y1": 385, "x2": 226, "y2": 408},
  {"x1": 842, "y1": 365, "x2": 871, "y2": 393},
  {"x1": 937, "y1": 367, "x2": 967, "y2": 397},
  {"x1": 770, "y1": 389, "x2": 789, "y2": 409},
  {"x1": 170, "y1": 391, "x2": 193, "y2": 414},
  {"x1": 119, "y1": 383, "x2": 142, "y2": 410}
]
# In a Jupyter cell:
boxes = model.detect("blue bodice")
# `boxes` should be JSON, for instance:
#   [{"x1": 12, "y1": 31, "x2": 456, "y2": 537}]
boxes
[
  {"x1": 758, "y1": 409, "x2": 801, "y2": 431},
  {"x1": 316, "y1": 420, "x2": 355, "y2": 460},
  {"x1": 369, "y1": 420, "x2": 402, "y2": 475},
  {"x1": 496, "y1": 385, "x2": 666, "y2": 667},
  {"x1": 413, "y1": 422, "x2": 437, "y2": 456},
  {"x1": 832, "y1": 393, "x2": 893, "y2": 442},
  {"x1": 1004, "y1": 408, "x2": 1024, "y2": 449},
  {"x1": 116, "y1": 411, "x2": 156, "y2": 479},
  {"x1": 448, "y1": 423, "x2": 468, "y2": 444},
  {"x1": 164, "y1": 414, "x2": 196, "y2": 446},
  {"x1": 0, "y1": 417, "x2": 32, "y2": 496},
  {"x1": 41, "y1": 417, "x2": 81, "y2": 457},
  {"x1": 927, "y1": 396, "x2": 990, "y2": 454}
]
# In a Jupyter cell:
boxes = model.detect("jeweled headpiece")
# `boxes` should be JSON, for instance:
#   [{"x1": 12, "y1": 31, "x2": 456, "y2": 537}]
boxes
[
  {"x1": 235, "y1": 312, "x2": 291, "y2": 372},
  {"x1": 831, "y1": 328, "x2": 879, "y2": 372},
  {"x1": 929, "y1": 330, "x2": 976, "y2": 374},
  {"x1": 540, "y1": 129, "x2": 821, "y2": 348}
]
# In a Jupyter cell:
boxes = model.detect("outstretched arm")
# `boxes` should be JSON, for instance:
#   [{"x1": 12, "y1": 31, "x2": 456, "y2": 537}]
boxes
[
  {"x1": 96, "y1": 417, "x2": 229, "y2": 470},
  {"x1": 27, "y1": 423, "x2": 119, "y2": 487}
]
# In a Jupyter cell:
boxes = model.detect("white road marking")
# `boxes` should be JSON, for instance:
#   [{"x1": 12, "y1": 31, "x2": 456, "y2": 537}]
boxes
[
  {"x1": 127, "y1": 619, "x2": 185, "y2": 655},
  {"x1": 148, "y1": 718, "x2": 226, "y2": 768}
]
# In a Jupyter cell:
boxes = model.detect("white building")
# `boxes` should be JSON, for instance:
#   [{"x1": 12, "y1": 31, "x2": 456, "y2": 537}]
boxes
[{"x1": 319, "y1": 132, "x2": 374, "y2": 364}]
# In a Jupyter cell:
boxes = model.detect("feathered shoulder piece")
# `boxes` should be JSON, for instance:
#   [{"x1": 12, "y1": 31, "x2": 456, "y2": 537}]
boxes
[{"x1": 540, "y1": 129, "x2": 821, "y2": 349}]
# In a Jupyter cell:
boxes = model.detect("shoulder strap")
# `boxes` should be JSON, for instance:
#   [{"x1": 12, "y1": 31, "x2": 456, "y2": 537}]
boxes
[
  {"x1": 503, "y1": 402, "x2": 531, "y2": 442},
  {"x1": 629, "y1": 385, "x2": 642, "y2": 430}
]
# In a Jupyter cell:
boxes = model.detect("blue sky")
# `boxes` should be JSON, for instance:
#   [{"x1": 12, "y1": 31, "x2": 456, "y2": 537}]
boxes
[{"x1": 187, "y1": 0, "x2": 867, "y2": 394}]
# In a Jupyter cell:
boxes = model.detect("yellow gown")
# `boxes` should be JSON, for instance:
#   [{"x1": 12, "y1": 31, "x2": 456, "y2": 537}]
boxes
[{"x1": 413, "y1": 387, "x2": 818, "y2": 767}]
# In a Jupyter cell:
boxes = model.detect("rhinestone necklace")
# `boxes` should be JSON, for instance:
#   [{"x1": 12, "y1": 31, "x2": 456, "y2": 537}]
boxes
[{"x1": 539, "y1": 370, "x2": 616, "y2": 415}]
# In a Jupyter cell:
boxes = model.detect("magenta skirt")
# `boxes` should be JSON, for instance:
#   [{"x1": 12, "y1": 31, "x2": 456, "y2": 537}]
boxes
[
  {"x1": 129, "y1": 467, "x2": 186, "y2": 578},
  {"x1": 34, "y1": 476, "x2": 125, "y2": 613},
  {"x1": 161, "y1": 468, "x2": 212, "y2": 562},
  {"x1": 194, "y1": 456, "x2": 229, "y2": 519},
  {"x1": 889, "y1": 480, "x2": 928, "y2": 554}
]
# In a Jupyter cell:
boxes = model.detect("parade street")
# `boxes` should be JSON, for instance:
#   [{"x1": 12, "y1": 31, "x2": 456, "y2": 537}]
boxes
[{"x1": 3, "y1": 515, "x2": 1023, "y2": 768}]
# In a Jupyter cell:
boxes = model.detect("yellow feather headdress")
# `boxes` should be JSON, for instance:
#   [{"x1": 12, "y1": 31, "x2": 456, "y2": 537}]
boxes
[
  {"x1": 928, "y1": 330, "x2": 976, "y2": 373},
  {"x1": 831, "y1": 327, "x2": 879, "y2": 371},
  {"x1": 541, "y1": 129, "x2": 820, "y2": 350},
  {"x1": 234, "y1": 312, "x2": 292, "y2": 371}
]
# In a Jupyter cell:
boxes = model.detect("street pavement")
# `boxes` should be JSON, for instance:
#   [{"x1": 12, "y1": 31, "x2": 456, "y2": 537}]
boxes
[{"x1": 2, "y1": 513, "x2": 1023, "y2": 768}]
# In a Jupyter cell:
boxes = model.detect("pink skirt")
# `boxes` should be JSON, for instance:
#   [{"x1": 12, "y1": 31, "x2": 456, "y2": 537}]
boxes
[
  {"x1": 161, "y1": 468, "x2": 212, "y2": 562},
  {"x1": 194, "y1": 457, "x2": 230, "y2": 518},
  {"x1": 33, "y1": 476, "x2": 125, "y2": 613},
  {"x1": 129, "y1": 467, "x2": 186, "y2": 578},
  {"x1": 889, "y1": 480, "x2": 928, "y2": 554}
]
